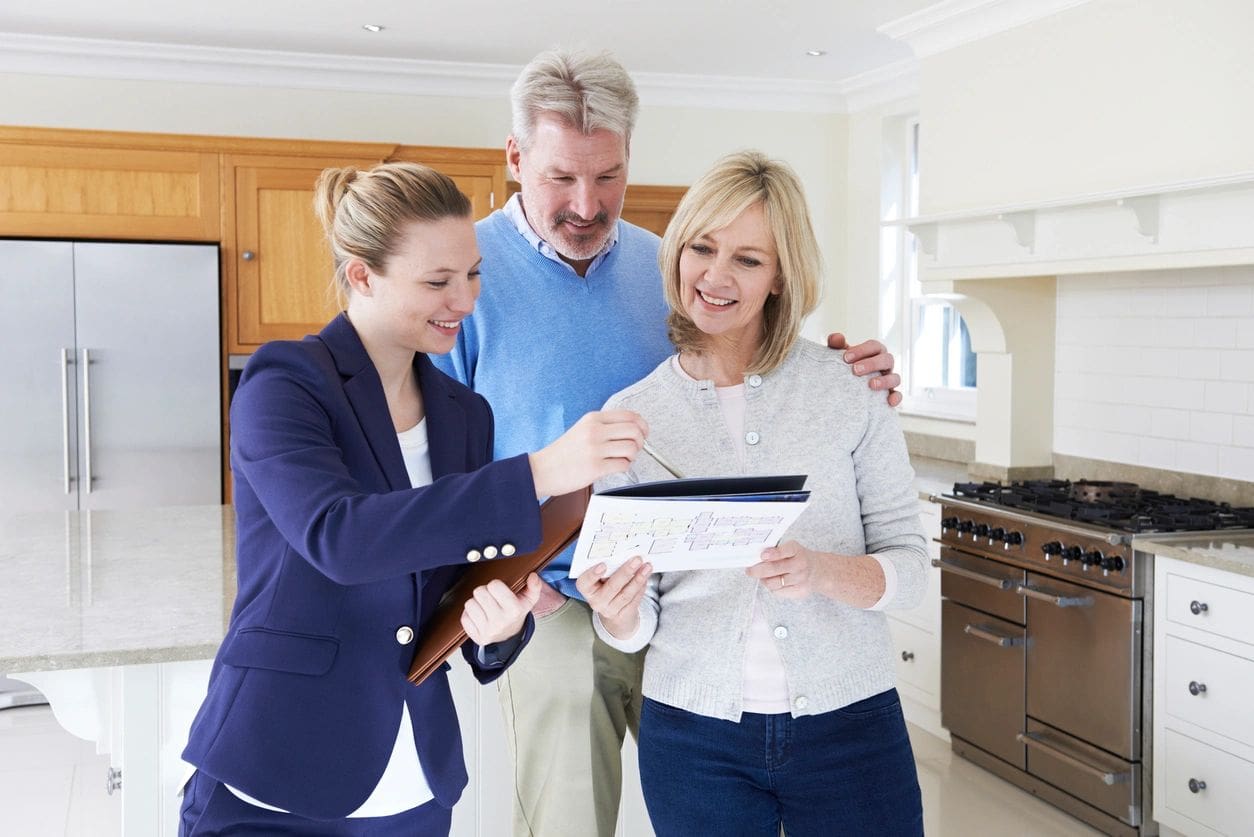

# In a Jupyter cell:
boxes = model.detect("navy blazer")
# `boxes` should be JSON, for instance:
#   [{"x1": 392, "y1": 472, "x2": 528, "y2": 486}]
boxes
[{"x1": 182, "y1": 314, "x2": 542, "y2": 819}]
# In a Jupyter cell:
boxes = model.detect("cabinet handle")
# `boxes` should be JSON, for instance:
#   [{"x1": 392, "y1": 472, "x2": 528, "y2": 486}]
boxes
[
  {"x1": 105, "y1": 765, "x2": 122, "y2": 795},
  {"x1": 1017, "y1": 583, "x2": 1093, "y2": 608},
  {"x1": 61, "y1": 348, "x2": 74, "y2": 494},
  {"x1": 1188, "y1": 680, "x2": 1207, "y2": 696},
  {"x1": 901, "y1": 650, "x2": 915, "y2": 662},
  {"x1": 1190, "y1": 600, "x2": 1209, "y2": 616},
  {"x1": 964, "y1": 624, "x2": 1024, "y2": 647},
  {"x1": 931, "y1": 557, "x2": 1013, "y2": 589},
  {"x1": 1188, "y1": 778, "x2": 1207, "y2": 794},
  {"x1": 81, "y1": 348, "x2": 93, "y2": 494},
  {"x1": 1017, "y1": 732, "x2": 1129, "y2": 786},
  {"x1": 242, "y1": 250, "x2": 256, "y2": 261}
]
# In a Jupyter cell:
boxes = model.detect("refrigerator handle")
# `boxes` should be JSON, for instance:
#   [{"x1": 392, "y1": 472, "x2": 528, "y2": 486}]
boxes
[
  {"x1": 61, "y1": 348, "x2": 75, "y2": 494},
  {"x1": 81, "y1": 348, "x2": 93, "y2": 494}
]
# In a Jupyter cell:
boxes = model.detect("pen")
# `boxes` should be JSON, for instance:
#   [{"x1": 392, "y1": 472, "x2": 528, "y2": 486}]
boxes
[{"x1": 641, "y1": 439, "x2": 685, "y2": 480}]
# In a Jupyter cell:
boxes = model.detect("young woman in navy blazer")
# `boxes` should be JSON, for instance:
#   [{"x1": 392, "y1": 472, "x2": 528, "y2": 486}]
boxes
[{"x1": 180, "y1": 162, "x2": 647, "y2": 834}]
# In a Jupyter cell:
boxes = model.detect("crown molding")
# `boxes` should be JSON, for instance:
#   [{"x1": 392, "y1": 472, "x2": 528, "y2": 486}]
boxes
[
  {"x1": 838, "y1": 58, "x2": 919, "y2": 112},
  {"x1": 0, "y1": 32, "x2": 853, "y2": 114},
  {"x1": 878, "y1": 0, "x2": 1093, "y2": 58}
]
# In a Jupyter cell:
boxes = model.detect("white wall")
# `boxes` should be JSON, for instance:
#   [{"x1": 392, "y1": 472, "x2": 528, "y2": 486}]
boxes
[
  {"x1": 1053, "y1": 267, "x2": 1254, "y2": 481},
  {"x1": 0, "y1": 70, "x2": 850, "y2": 332},
  {"x1": 919, "y1": 0, "x2": 1254, "y2": 215}
]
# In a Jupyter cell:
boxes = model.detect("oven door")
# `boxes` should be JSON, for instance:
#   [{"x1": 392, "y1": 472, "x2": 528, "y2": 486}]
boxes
[
  {"x1": 941, "y1": 599, "x2": 1026, "y2": 769},
  {"x1": 1022, "y1": 572, "x2": 1142, "y2": 760}
]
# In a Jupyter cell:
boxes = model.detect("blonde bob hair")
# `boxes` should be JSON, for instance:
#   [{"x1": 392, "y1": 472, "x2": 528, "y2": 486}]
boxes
[
  {"x1": 659, "y1": 150, "x2": 821, "y2": 376},
  {"x1": 313, "y1": 162, "x2": 471, "y2": 309}
]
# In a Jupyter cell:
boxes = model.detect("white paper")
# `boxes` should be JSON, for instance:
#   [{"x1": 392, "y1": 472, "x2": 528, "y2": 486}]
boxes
[{"x1": 567, "y1": 495, "x2": 811, "y2": 576}]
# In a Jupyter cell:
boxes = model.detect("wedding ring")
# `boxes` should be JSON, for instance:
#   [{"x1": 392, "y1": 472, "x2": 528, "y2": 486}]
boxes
[{"x1": 778, "y1": 577, "x2": 786, "y2": 590}]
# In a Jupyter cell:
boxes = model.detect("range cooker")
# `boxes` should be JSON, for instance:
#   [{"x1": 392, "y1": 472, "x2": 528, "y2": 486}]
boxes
[{"x1": 933, "y1": 480, "x2": 1254, "y2": 836}]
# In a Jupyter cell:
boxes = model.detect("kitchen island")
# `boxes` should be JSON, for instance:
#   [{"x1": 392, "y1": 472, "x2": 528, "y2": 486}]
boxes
[{"x1": 0, "y1": 505, "x2": 234, "y2": 837}]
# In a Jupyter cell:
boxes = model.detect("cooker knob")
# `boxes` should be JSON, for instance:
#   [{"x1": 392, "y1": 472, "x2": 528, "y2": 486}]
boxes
[
  {"x1": 989, "y1": 527, "x2": 1006, "y2": 543},
  {"x1": 958, "y1": 519, "x2": 975, "y2": 534},
  {"x1": 1002, "y1": 530, "x2": 1024, "y2": 547},
  {"x1": 1041, "y1": 541, "x2": 1063, "y2": 560},
  {"x1": 974, "y1": 523, "x2": 990, "y2": 537},
  {"x1": 941, "y1": 516, "x2": 959, "y2": 532},
  {"x1": 1101, "y1": 555, "x2": 1125, "y2": 575},
  {"x1": 1081, "y1": 549, "x2": 1104, "y2": 571},
  {"x1": 1061, "y1": 545, "x2": 1083, "y2": 566}
]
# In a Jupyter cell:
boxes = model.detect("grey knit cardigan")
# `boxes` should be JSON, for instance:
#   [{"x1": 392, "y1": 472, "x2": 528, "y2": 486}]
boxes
[{"x1": 592, "y1": 338, "x2": 927, "y2": 721}]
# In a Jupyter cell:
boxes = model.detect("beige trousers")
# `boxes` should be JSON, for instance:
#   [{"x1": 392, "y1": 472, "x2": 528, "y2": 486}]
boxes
[{"x1": 498, "y1": 597, "x2": 645, "y2": 837}]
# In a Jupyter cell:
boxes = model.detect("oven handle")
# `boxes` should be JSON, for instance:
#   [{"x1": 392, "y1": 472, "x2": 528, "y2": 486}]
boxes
[
  {"x1": 1016, "y1": 583, "x2": 1094, "y2": 608},
  {"x1": 1016, "y1": 731, "x2": 1130, "y2": 786},
  {"x1": 931, "y1": 558, "x2": 1015, "y2": 590},
  {"x1": 963, "y1": 623, "x2": 1024, "y2": 647}
]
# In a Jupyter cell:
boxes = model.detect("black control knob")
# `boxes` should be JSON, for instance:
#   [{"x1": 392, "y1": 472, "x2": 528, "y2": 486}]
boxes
[
  {"x1": 1003, "y1": 531, "x2": 1024, "y2": 547},
  {"x1": 974, "y1": 523, "x2": 990, "y2": 537},
  {"x1": 1082, "y1": 550, "x2": 1104, "y2": 569},
  {"x1": 1101, "y1": 555, "x2": 1125, "y2": 574},
  {"x1": 1061, "y1": 545, "x2": 1083, "y2": 565},
  {"x1": 1041, "y1": 541, "x2": 1063, "y2": 559},
  {"x1": 957, "y1": 519, "x2": 975, "y2": 534},
  {"x1": 989, "y1": 527, "x2": 1006, "y2": 542},
  {"x1": 941, "y1": 516, "x2": 959, "y2": 531}
]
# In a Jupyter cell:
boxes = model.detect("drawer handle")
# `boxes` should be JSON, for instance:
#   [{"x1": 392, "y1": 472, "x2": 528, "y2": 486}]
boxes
[
  {"x1": 1188, "y1": 778, "x2": 1207, "y2": 794},
  {"x1": 931, "y1": 557, "x2": 1013, "y2": 589},
  {"x1": 1017, "y1": 732, "x2": 1130, "y2": 785},
  {"x1": 1190, "y1": 600, "x2": 1209, "y2": 616},
  {"x1": 1188, "y1": 680, "x2": 1208, "y2": 696},
  {"x1": 964, "y1": 624, "x2": 1024, "y2": 647},
  {"x1": 901, "y1": 650, "x2": 915, "y2": 662},
  {"x1": 1016, "y1": 583, "x2": 1094, "y2": 608}
]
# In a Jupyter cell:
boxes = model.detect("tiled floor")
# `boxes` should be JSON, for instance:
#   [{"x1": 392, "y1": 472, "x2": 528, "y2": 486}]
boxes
[{"x1": 1, "y1": 706, "x2": 1102, "y2": 836}]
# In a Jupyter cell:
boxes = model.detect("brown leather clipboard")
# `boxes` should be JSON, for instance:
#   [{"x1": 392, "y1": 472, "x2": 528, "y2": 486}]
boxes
[{"x1": 407, "y1": 486, "x2": 591, "y2": 685}]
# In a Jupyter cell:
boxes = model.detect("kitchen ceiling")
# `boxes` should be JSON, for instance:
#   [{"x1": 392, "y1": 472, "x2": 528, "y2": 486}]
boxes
[{"x1": 0, "y1": 0, "x2": 937, "y2": 84}]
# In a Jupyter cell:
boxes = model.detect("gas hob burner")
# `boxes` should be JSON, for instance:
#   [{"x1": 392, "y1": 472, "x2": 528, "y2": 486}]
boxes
[{"x1": 951, "y1": 479, "x2": 1254, "y2": 534}]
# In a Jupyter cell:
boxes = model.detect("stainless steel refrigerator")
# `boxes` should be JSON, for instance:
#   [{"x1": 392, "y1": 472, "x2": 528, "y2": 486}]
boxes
[{"x1": 0, "y1": 240, "x2": 222, "y2": 706}]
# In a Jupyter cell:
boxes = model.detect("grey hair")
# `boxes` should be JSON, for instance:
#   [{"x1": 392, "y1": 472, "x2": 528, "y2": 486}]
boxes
[{"x1": 510, "y1": 49, "x2": 640, "y2": 149}]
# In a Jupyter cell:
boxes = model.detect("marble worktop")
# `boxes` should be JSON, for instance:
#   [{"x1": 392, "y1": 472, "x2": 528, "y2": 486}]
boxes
[
  {"x1": 1134, "y1": 530, "x2": 1254, "y2": 579},
  {"x1": 0, "y1": 505, "x2": 234, "y2": 673}
]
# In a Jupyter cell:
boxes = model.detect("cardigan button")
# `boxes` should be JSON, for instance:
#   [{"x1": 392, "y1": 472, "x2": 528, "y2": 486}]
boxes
[
  {"x1": 483, "y1": 545, "x2": 500, "y2": 560},
  {"x1": 466, "y1": 549, "x2": 482, "y2": 563},
  {"x1": 747, "y1": 374, "x2": 763, "y2": 387},
  {"x1": 395, "y1": 626, "x2": 415, "y2": 645},
  {"x1": 501, "y1": 543, "x2": 517, "y2": 557},
  {"x1": 773, "y1": 625, "x2": 789, "y2": 640},
  {"x1": 745, "y1": 431, "x2": 761, "y2": 446},
  {"x1": 794, "y1": 695, "x2": 809, "y2": 711}
]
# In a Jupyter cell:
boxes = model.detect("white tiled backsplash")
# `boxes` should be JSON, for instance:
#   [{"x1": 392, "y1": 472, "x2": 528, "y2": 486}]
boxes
[{"x1": 1053, "y1": 266, "x2": 1254, "y2": 482}]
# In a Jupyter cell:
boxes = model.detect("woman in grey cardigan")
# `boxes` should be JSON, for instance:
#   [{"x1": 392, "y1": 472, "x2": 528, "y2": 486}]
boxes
[{"x1": 575, "y1": 151, "x2": 927, "y2": 836}]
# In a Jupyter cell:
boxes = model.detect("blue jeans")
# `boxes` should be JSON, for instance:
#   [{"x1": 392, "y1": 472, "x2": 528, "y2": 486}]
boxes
[
  {"x1": 638, "y1": 689, "x2": 924, "y2": 837},
  {"x1": 179, "y1": 770, "x2": 453, "y2": 836}
]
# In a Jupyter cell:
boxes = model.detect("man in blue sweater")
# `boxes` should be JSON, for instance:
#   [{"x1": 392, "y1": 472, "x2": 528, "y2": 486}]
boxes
[{"x1": 432, "y1": 49, "x2": 901, "y2": 837}]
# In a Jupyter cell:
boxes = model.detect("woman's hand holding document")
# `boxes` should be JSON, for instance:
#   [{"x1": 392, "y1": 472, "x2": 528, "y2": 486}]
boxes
[{"x1": 566, "y1": 475, "x2": 811, "y2": 577}]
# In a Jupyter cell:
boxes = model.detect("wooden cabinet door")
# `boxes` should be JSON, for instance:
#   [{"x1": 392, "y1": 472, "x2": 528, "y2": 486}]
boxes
[
  {"x1": 228, "y1": 156, "x2": 381, "y2": 350},
  {"x1": 387, "y1": 147, "x2": 507, "y2": 221}
]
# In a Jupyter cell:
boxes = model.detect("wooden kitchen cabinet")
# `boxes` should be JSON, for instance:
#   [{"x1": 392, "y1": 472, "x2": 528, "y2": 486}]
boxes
[
  {"x1": 0, "y1": 127, "x2": 220, "y2": 241},
  {"x1": 505, "y1": 181, "x2": 689, "y2": 237},
  {"x1": 227, "y1": 147, "x2": 507, "y2": 352}
]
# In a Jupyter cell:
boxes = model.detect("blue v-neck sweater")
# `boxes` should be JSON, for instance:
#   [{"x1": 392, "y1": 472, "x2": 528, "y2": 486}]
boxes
[{"x1": 432, "y1": 210, "x2": 672, "y2": 594}]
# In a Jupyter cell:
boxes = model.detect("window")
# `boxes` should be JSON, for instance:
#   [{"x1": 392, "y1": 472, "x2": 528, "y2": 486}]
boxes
[{"x1": 882, "y1": 117, "x2": 977, "y2": 420}]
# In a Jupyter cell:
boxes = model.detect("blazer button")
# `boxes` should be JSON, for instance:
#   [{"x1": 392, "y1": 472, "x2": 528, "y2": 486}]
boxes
[
  {"x1": 466, "y1": 549, "x2": 482, "y2": 563},
  {"x1": 501, "y1": 543, "x2": 517, "y2": 557},
  {"x1": 395, "y1": 626, "x2": 415, "y2": 645},
  {"x1": 483, "y1": 545, "x2": 500, "y2": 560}
]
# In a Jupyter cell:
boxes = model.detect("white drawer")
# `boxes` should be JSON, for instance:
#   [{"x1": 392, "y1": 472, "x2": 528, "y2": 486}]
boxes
[
  {"x1": 1158, "y1": 727, "x2": 1254, "y2": 836},
  {"x1": 1163, "y1": 634, "x2": 1254, "y2": 748},
  {"x1": 1165, "y1": 571, "x2": 1254, "y2": 647},
  {"x1": 888, "y1": 617, "x2": 939, "y2": 697}
]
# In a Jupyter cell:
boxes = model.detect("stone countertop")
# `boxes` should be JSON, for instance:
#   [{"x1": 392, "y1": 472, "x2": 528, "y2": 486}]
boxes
[
  {"x1": 912, "y1": 455, "x2": 967, "y2": 503},
  {"x1": 0, "y1": 505, "x2": 234, "y2": 673},
  {"x1": 1134, "y1": 530, "x2": 1254, "y2": 579}
]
